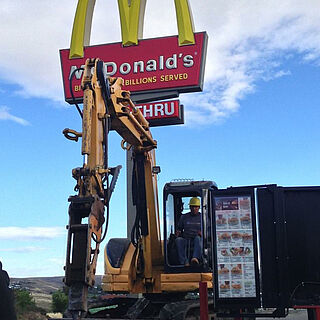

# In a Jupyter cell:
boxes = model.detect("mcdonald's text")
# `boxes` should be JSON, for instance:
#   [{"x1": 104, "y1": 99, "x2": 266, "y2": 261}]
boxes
[{"x1": 60, "y1": 32, "x2": 207, "y2": 104}]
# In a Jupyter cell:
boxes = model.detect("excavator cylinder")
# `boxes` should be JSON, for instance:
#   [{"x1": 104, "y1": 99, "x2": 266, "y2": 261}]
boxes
[
  {"x1": 129, "y1": 101, "x2": 149, "y2": 129},
  {"x1": 81, "y1": 88, "x2": 93, "y2": 156}
]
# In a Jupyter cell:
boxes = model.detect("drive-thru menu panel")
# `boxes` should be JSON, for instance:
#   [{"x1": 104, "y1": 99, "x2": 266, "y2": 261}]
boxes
[{"x1": 212, "y1": 188, "x2": 260, "y2": 308}]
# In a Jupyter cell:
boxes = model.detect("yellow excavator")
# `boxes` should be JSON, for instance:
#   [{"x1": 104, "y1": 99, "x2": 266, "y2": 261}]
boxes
[{"x1": 62, "y1": 58, "x2": 217, "y2": 319}]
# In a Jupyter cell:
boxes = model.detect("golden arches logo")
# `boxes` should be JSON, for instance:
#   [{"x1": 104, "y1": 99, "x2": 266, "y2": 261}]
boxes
[{"x1": 69, "y1": 0, "x2": 195, "y2": 59}]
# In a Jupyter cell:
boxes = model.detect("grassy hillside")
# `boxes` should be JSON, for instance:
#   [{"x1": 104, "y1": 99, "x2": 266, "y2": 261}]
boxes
[{"x1": 10, "y1": 276, "x2": 102, "y2": 311}]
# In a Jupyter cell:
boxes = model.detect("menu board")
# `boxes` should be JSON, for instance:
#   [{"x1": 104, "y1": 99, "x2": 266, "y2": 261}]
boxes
[{"x1": 214, "y1": 196, "x2": 257, "y2": 298}]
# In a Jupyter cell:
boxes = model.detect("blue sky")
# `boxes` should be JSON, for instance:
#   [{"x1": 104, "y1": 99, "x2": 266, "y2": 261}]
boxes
[{"x1": 0, "y1": 0, "x2": 320, "y2": 277}]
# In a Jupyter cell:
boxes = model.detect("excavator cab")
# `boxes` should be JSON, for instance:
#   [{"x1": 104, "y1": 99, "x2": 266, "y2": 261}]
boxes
[{"x1": 163, "y1": 180, "x2": 217, "y2": 273}]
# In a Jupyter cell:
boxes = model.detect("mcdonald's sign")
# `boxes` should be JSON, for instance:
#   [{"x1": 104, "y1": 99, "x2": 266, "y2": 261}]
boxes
[{"x1": 60, "y1": 0, "x2": 208, "y2": 104}]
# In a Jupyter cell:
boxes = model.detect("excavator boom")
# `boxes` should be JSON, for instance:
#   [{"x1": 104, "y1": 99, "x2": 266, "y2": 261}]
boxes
[{"x1": 63, "y1": 58, "x2": 162, "y2": 318}]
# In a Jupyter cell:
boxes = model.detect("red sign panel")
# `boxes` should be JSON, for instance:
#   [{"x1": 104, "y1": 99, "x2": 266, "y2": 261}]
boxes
[
  {"x1": 60, "y1": 32, "x2": 208, "y2": 104},
  {"x1": 135, "y1": 99, "x2": 183, "y2": 127}
]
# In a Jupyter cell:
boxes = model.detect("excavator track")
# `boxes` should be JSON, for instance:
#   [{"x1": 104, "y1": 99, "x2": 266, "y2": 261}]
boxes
[{"x1": 56, "y1": 294, "x2": 215, "y2": 320}]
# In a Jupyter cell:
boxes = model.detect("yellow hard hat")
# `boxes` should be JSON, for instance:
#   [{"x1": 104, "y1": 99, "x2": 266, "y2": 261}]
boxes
[{"x1": 189, "y1": 197, "x2": 200, "y2": 207}]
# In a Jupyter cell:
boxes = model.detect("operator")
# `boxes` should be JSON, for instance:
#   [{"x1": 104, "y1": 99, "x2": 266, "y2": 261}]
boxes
[{"x1": 175, "y1": 197, "x2": 202, "y2": 266}]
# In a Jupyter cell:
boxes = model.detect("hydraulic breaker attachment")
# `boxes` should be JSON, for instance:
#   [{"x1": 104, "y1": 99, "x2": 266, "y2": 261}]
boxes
[{"x1": 64, "y1": 195, "x2": 105, "y2": 316}]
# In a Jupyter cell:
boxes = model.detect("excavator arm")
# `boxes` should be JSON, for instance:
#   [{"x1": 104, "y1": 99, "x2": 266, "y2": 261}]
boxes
[{"x1": 63, "y1": 58, "x2": 162, "y2": 319}]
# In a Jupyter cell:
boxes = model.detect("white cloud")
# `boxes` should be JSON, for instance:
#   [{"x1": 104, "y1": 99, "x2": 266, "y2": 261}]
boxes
[
  {"x1": 0, "y1": 227, "x2": 65, "y2": 240},
  {"x1": 178, "y1": 0, "x2": 320, "y2": 125},
  {"x1": 8, "y1": 265, "x2": 64, "y2": 278},
  {"x1": 0, "y1": 246, "x2": 46, "y2": 253},
  {"x1": 0, "y1": 106, "x2": 30, "y2": 126},
  {"x1": 0, "y1": 0, "x2": 320, "y2": 124}
]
